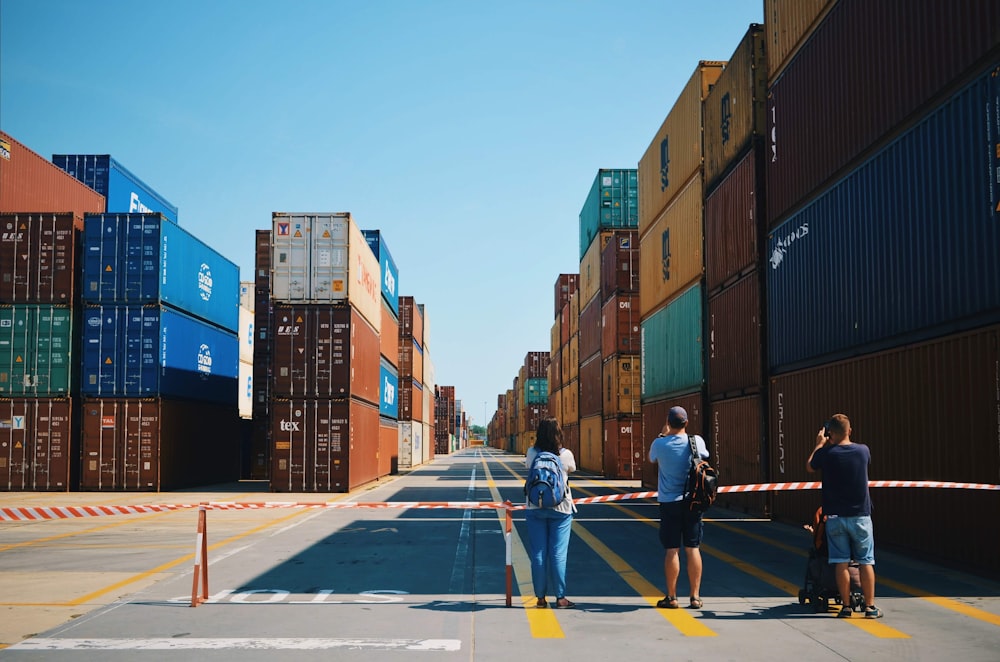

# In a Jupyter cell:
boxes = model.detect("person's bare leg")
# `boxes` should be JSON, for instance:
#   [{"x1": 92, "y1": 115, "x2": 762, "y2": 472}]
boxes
[
  {"x1": 664, "y1": 548, "x2": 680, "y2": 597},
  {"x1": 835, "y1": 562, "x2": 851, "y2": 606},
  {"x1": 858, "y1": 563, "x2": 875, "y2": 607},
  {"x1": 686, "y1": 547, "x2": 703, "y2": 601}
]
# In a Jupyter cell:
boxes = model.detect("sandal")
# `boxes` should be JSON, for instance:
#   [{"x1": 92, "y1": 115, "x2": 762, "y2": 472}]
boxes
[
  {"x1": 536, "y1": 598, "x2": 547, "y2": 608},
  {"x1": 656, "y1": 596, "x2": 679, "y2": 609},
  {"x1": 837, "y1": 606, "x2": 853, "y2": 618},
  {"x1": 555, "y1": 598, "x2": 575, "y2": 609},
  {"x1": 689, "y1": 597, "x2": 703, "y2": 609},
  {"x1": 864, "y1": 605, "x2": 883, "y2": 619}
]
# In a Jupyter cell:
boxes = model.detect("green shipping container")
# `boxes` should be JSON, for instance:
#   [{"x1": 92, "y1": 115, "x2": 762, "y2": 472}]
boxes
[
  {"x1": 524, "y1": 377, "x2": 548, "y2": 405},
  {"x1": 579, "y1": 168, "x2": 638, "y2": 260},
  {"x1": 640, "y1": 283, "x2": 704, "y2": 400},
  {"x1": 0, "y1": 305, "x2": 73, "y2": 395}
]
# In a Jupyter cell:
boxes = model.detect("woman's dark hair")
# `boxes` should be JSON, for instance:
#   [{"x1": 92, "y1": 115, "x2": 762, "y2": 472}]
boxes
[{"x1": 534, "y1": 417, "x2": 563, "y2": 454}]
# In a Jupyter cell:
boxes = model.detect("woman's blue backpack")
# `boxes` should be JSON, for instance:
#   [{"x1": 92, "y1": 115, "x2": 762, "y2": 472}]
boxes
[{"x1": 525, "y1": 451, "x2": 566, "y2": 508}]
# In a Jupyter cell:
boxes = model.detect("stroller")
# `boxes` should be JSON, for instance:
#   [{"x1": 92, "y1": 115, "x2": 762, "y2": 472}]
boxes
[{"x1": 797, "y1": 506, "x2": 865, "y2": 613}]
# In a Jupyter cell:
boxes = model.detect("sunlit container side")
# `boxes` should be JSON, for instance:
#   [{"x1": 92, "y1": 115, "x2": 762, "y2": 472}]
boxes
[
  {"x1": 578, "y1": 231, "x2": 613, "y2": 309},
  {"x1": 361, "y1": 229, "x2": 400, "y2": 316},
  {"x1": 548, "y1": 346, "x2": 562, "y2": 394},
  {"x1": 768, "y1": 325, "x2": 1000, "y2": 576},
  {"x1": 0, "y1": 132, "x2": 105, "y2": 218},
  {"x1": 579, "y1": 354, "x2": 602, "y2": 419},
  {"x1": 378, "y1": 416, "x2": 397, "y2": 476},
  {"x1": 768, "y1": 68, "x2": 1000, "y2": 372},
  {"x1": 708, "y1": 271, "x2": 763, "y2": 398},
  {"x1": 0, "y1": 213, "x2": 78, "y2": 304},
  {"x1": 562, "y1": 422, "x2": 580, "y2": 464},
  {"x1": 554, "y1": 274, "x2": 579, "y2": 320},
  {"x1": 52, "y1": 154, "x2": 178, "y2": 224},
  {"x1": 559, "y1": 301, "x2": 572, "y2": 347},
  {"x1": 703, "y1": 24, "x2": 766, "y2": 190},
  {"x1": 638, "y1": 175, "x2": 704, "y2": 319},
  {"x1": 238, "y1": 359, "x2": 252, "y2": 420},
  {"x1": 638, "y1": 62, "x2": 725, "y2": 235},
  {"x1": 238, "y1": 306, "x2": 254, "y2": 365},
  {"x1": 269, "y1": 304, "x2": 379, "y2": 403},
  {"x1": 81, "y1": 213, "x2": 240, "y2": 332},
  {"x1": 640, "y1": 392, "x2": 705, "y2": 490},
  {"x1": 560, "y1": 379, "x2": 579, "y2": 428},
  {"x1": 549, "y1": 376, "x2": 563, "y2": 424},
  {"x1": 421, "y1": 420, "x2": 432, "y2": 464},
  {"x1": 602, "y1": 355, "x2": 640, "y2": 417},
  {"x1": 0, "y1": 305, "x2": 72, "y2": 395},
  {"x1": 381, "y1": 300, "x2": 399, "y2": 369},
  {"x1": 640, "y1": 283, "x2": 704, "y2": 402},
  {"x1": 579, "y1": 169, "x2": 638, "y2": 260},
  {"x1": 709, "y1": 395, "x2": 768, "y2": 517},
  {"x1": 0, "y1": 397, "x2": 71, "y2": 491},
  {"x1": 567, "y1": 334, "x2": 579, "y2": 383},
  {"x1": 766, "y1": 0, "x2": 1000, "y2": 229},
  {"x1": 399, "y1": 337, "x2": 424, "y2": 384},
  {"x1": 579, "y1": 296, "x2": 602, "y2": 364},
  {"x1": 239, "y1": 281, "x2": 255, "y2": 312},
  {"x1": 399, "y1": 295, "x2": 424, "y2": 347},
  {"x1": 602, "y1": 415, "x2": 642, "y2": 480},
  {"x1": 418, "y1": 303, "x2": 429, "y2": 352},
  {"x1": 601, "y1": 293, "x2": 640, "y2": 358},
  {"x1": 398, "y1": 420, "x2": 422, "y2": 470},
  {"x1": 80, "y1": 305, "x2": 239, "y2": 405},
  {"x1": 599, "y1": 231, "x2": 639, "y2": 304},
  {"x1": 80, "y1": 397, "x2": 240, "y2": 491},
  {"x1": 763, "y1": 0, "x2": 836, "y2": 83},
  {"x1": 579, "y1": 414, "x2": 603, "y2": 474},
  {"x1": 380, "y1": 359, "x2": 399, "y2": 420},
  {"x1": 705, "y1": 148, "x2": 763, "y2": 294},
  {"x1": 270, "y1": 213, "x2": 382, "y2": 332}
]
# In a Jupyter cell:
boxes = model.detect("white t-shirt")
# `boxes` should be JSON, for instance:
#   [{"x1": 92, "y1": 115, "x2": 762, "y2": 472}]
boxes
[{"x1": 524, "y1": 446, "x2": 577, "y2": 513}]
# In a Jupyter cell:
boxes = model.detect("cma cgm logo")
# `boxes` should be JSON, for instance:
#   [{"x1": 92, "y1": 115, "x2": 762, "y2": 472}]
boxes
[
  {"x1": 659, "y1": 136, "x2": 670, "y2": 191},
  {"x1": 280, "y1": 419, "x2": 300, "y2": 431},
  {"x1": 383, "y1": 376, "x2": 396, "y2": 405},
  {"x1": 384, "y1": 266, "x2": 396, "y2": 298},
  {"x1": 198, "y1": 264, "x2": 213, "y2": 301},
  {"x1": 196, "y1": 344, "x2": 212, "y2": 375},
  {"x1": 129, "y1": 192, "x2": 155, "y2": 214}
]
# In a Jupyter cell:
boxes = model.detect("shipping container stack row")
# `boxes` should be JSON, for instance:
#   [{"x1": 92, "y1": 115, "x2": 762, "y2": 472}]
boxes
[
  {"x1": 434, "y1": 385, "x2": 457, "y2": 454},
  {"x1": 396, "y1": 294, "x2": 435, "y2": 470}
]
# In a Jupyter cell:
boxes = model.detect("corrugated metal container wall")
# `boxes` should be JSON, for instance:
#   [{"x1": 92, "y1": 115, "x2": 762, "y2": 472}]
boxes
[
  {"x1": 579, "y1": 169, "x2": 638, "y2": 260},
  {"x1": 269, "y1": 397, "x2": 380, "y2": 493},
  {"x1": 361, "y1": 229, "x2": 399, "y2": 317},
  {"x1": 239, "y1": 306, "x2": 254, "y2": 364},
  {"x1": 579, "y1": 354, "x2": 602, "y2": 418},
  {"x1": 640, "y1": 284, "x2": 704, "y2": 402},
  {"x1": 705, "y1": 147, "x2": 761, "y2": 294},
  {"x1": 602, "y1": 355, "x2": 640, "y2": 417},
  {"x1": 766, "y1": 0, "x2": 1000, "y2": 229},
  {"x1": 238, "y1": 359, "x2": 252, "y2": 419},
  {"x1": 0, "y1": 213, "x2": 78, "y2": 304},
  {"x1": 550, "y1": 317, "x2": 560, "y2": 358},
  {"x1": 0, "y1": 397, "x2": 71, "y2": 491},
  {"x1": 566, "y1": 335, "x2": 579, "y2": 382},
  {"x1": 378, "y1": 417, "x2": 397, "y2": 477},
  {"x1": 703, "y1": 24, "x2": 766, "y2": 190},
  {"x1": 524, "y1": 351, "x2": 550, "y2": 379},
  {"x1": 270, "y1": 213, "x2": 382, "y2": 333},
  {"x1": 554, "y1": 273, "x2": 579, "y2": 320},
  {"x1": 638, "y1": 175, "x2": 704, "y2": 319},
  {"x1": 768, "y1": 326, "x2": 1000, "y2": 575},
  {"x1": 80, "y1": 397, "x2": 240, "y2": 491},
  {"x1": 641, "y1": 392, "x2": 705, "y2": 490},
  {"x1": 562, "y1": 423, "x2": 580, "y2": 466},
  {"x1": 763, "y1": 0, "x2": 836, "y2": 82},
  {"x1": 399, "y1": 296, "x2": 424, "y2": 347},
  {"x1": 0, "y1": 305, "x2": 72, "y2": 395},
  {"x1": 399, "y1": 337, "x2": 424, "y2": 383},
  {"x1": 603, "y1": 415, "x2": 642, "y2": 480},
  {"x1": 81, "y1": 213, "x2": 240, "y2": 332},
  {"x1": 579, "y1": 296, "x2": 602, "y2": 363},
  {"x1": 252, "y1": 231, "x2": 272, "y2": 427},
  {"x1": 398, "y1": 420, "x2": 415, "y2": 469},
  {"x1": 601, "y1": 294, "x2": 640, "y2": 358},
  {"x1": 768, "y1": 68, "x2": 1000, "y2": 372},
  {"x1": 708, "y1": 272, "x2": 763, "y2": 398},
  {"x1": 421, "y1": 420, "x2": 432, "y2": 464},
  {"x1": 560, "y1": 380, "x2": 579, "y2": 427},
  {"x1": 418, "y1": 303, "x2": 429, "y2": 351},
  {"x1": 380, "y1": 299, "x2": 400, "y2": 367},
  {"x1": 549, "y1": 347, "x2": 562, "y2": 393},
  {"x1": 599, "y1": 231, "x2": 639, "y2": 304},
  {"x1": 81, "y1": 305, "x2": 239, "y2": 404},
  {"x1": 709, "y1": 395, "x2": 769, "y2": 517},
  {"x1": 579, "y1": 414, "x2": 603, "y2": 474},
  {"x1": 269, "y1": 304, "x2": 379, "y2": 403},
  {"x1": 399, "y1": 378, "x2": 423, "y2": 421},
  {"x1": 568, "y1": 290, "x2": 580, "y2": 337},
  {"x1": 559, "y1": 302, "x2": 572, "y2": 347},
  {"x1": 638, "y1": 62, "x2": 725, "y2": 234},
  {"x1": 579, "y1": 231, "x2": 613, "y2": 309},
  {"x1": 0, "y1": 132, "x2": 106, "y2": 217},
  {"x1": 549, "y1": 379, "x2": 563, "y2": 424},
  {"x1": 52, "y1": 155, "x2": 179, "y2": 224},
  {"x1": 524, "y1": 377, "x2": 547, "y2": 405},
  {"x1": 240, "y1": 281, "x2": 254, "y2": 312},
  {"x1": 380, "y1": 360, "x2": 398, "y2": 419}
]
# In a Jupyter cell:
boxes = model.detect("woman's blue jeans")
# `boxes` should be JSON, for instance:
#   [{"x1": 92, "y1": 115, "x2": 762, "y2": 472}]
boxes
[{"x1": 525, "y1": 508, "x2": 573, "y2": 599}]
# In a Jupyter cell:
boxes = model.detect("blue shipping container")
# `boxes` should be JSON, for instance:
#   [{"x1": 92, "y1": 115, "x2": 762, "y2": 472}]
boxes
[
  {"x1": 51, "y1": 155, "x2": 179, "y2": 224},
  {"x1": 81, "y1": 305, "x2": 238, "y2": 405},
  {"x1": 82, "y1": 213, "x2": 240, "y2": 332},
  {"x1": 767, "y1": 65, "x2": 1000, "y2": 372},
  {"x1": 362, "y1": 229, "x2": 400, "y2": 316},
  {"x1": 380, "y1": 360, "x2": 399, "y2": 419}
]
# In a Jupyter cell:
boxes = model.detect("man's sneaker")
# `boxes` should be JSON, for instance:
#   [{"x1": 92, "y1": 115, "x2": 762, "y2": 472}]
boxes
[
  {"x1": 837, "y1": 606, "x2": 853, "y2": 618},
  {"x1": 865, "y1": 605, "x2": 883, "y2": 619}
]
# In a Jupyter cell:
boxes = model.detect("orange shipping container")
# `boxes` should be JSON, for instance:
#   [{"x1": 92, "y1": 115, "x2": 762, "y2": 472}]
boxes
[
  {"x1": 380, "y1": 300, "x2": 399, "y2": 368},
  {"x1": 579, "y1": 295, "x2": 602, "y2": 364},
  {"x1": 602, "y1": 355, "x2": 641, "y2": 417},
  {"x1": 560, "y1": 379, "x2": 579, "y2": 427},
  {"x1": 566, "y1": 335, "x2": 579, "y2": 382},
  {"x1": 378, "y1": 417, "x2": 397, "y2": 477},
  {"x1": 601, "y1": 293, "x2": 641, "y2": 358},
  {"x1": 579, "y1": 414, "x2": 603, "y2": 474},
  {"x1": 0, "y1": 132, "x2": 105, "y2": 218},
  {"x1": 578, "y1": 231, "x2": 613, "y2": 309}
]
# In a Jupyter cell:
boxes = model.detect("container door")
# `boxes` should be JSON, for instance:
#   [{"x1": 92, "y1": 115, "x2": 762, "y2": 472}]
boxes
[{"x1": 81, "y1": 399, "x2": 122, "y2": 489}]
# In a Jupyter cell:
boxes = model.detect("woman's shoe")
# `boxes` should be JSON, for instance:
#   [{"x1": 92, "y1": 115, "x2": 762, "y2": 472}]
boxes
[
  {"x1": 555, "y1": 598, "x2": 575, "y2": 609},
  {"x1": 536, "y1": 598, "x2": 547, "y2": 608},
  {"x1": 689, "y1": 597, "x2": 703, "y2": 609},
  {"x1": 656, "y1": 596, "x2": 679, "y2": 609}
]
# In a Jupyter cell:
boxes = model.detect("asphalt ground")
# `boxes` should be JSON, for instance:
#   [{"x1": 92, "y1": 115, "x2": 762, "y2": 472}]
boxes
[{"x1": 0, "y1": 446, "x2": 998, "y2": 661}]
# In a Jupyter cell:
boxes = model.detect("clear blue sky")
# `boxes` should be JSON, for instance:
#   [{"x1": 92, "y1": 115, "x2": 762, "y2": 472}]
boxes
[{"x1": 1, "y1": 0, "x2": 762, "y2": 428}]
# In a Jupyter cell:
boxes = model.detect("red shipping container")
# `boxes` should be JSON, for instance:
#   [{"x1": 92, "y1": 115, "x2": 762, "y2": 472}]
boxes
[
  {"x1": 399, "y1": 296, "x2": 424, "y2": 346},
  {"x1": 0, "y1": 213, "x2": 78, "y2": 304},
  {"x1": 601, "y1": 293, "x2": 640, "y2": 358},
  {"x1": 554, "y1": 273, "x2": 579, "y2": 320},
  {"x1": 579, "y1": 296, "x2": 602, "y2": 363},
  {"x1": 708, "y1": 271, "x2": 763, "y2": 398},
  {"x1": 0, "y1": 131, "x2": 106, "y2": 217},
  {"x1": 705, "y1": 147, "x2": 763, "y2": 294},
  {"x1": 603, "y1": 415, "x2": 643, "y2": 480},
  {"x1": 0, "y1": 397, "x2": 71, "y2": 491},
  {"x1": 600, "y1": 231, "x2": 639, "y2": 304},
  {"x1": 709, "y1": 395, "x2": 769, "y2": 517},
  {"x1": 641, "y1": 392, "x2": 705, "y2": 490}
]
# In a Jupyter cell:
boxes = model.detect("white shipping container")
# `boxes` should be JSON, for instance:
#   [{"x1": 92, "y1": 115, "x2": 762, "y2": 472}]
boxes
[
  {"x1": 238, "y1": 359, "x2": 252, "y2": 419},
  {"x1": 421, "y1": 420, "x2": 431, "y2": 465},
  {"x1": 398, "y1": 420, "x2": 425, "y2": 469},
  {"x1": 239, "y1": 281, "x2": 255, "y2": 312},
  {"x1": 270, "y1": 212, "x2": 382, "y2": 332},
  {"x1": 238, "y1": 305, "x2": 254, "y2": 364}
]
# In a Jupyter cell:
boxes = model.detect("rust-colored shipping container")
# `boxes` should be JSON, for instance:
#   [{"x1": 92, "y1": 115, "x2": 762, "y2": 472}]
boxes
[
  {"x1": 399, "y1": 337, "x2": 424, "y2": 384},
  {"x1": 579, "y1": 231, "x2": 614, "y2": 309},
  {"x1": 704, "y1": 24, "x2": 767, "y2": 190},
  {"x1": 255, "y1": 229, "x2": 271, "y2": 292},
  {"x1": 579, "y1": 295, "x2": 602, "y2": 364},
  {"x1": 560, "y1": 379, "x2": 579, "y2": 427},
  {"x1": 638, "y1": 62, "x2": 725, "y2": 235},
  {"x1": 709, "y1": 395, "x2": 769, "y2": 517},
  {"x1": 641, "y1": 392, "x2": 705, "y2": 490},
  {"x1": 0, "y1": 131, "x2": 106, "y2": 217},
  {"x1": 768, "y1": 325, "x2": 1000, "y2": 575},
  {"x1": 524, "y1": 351, "x2": 550, "y2": 379},
  {"x1": 549, "y1": 379, "x2": 562, "y2": 425},
  {"x1": 601, "y1": 293, "x2": 640, "y2": 358},
  {"x1": 764, "y1": 0, "x2": 836, "y2": 82},
  {"x1": 603, "y1": 415, "x2": 643, "y2": 480},
  {"x1": 705, "y1": 147, "x2": 763, "y2": 294},
  {"x1": 599, "y1": 230, "x2": 639, "y2": 304},
  {"x1": 579, "y1": 354, "x2": 602, "y2": 418},
  {"x1": 766, "y1": 0, "x2": 1000, "y2": 228},
  {"x1": 568, "y1": 290, "x2": 580, "y2": 337},
  {"x1": 399, "y1": 296, "x2": 424, "y2": 347},
  {"x1": 80, "y1": 397, "x2": 240, "y2": 491},
  {"x1": 708, "y1": 271, "x2": 763, "y2": 399},
  {"x1": 562, "y1": 422, "x2": 580, "y2": 466},
  {"x1": 380, "y1": 300, "x2": 399, "y2": 368},
  {"x1": 548, "y1": 346, "x2": 562, "y2": 393},
  {"x1": 559, "y1": 301, "x2": 571, "y2": 347},
  {"x1": 379, "y1": 417, "x2": 398, "y2": 476},
  {"x1": 602, "y1": 355, "x2": 641, "y2": 417},
  {"x1": 270, "y1": 304, "x2": 379, "y2": 403},
  {"x1": 270, "y1": 396, "x2": 380, "y2": 492},
  {"x1": 0, "y1": 397, "x2": 72, "y2": 491},
  {"x1": 554, "y1": 273, "x2": 579, "y2": 320},
  {"x1": 639, "y1": 175, "x2": 704, "y2": 319},
  {"x1": 0, "y1": 213, "x2": 78, "y2": 304},
  {"x1": 398, "y1": 377, "x2": 423, "y2": 422},
  {"x1": 579, "y1": 414, "x2": 603, "y2": 474}
]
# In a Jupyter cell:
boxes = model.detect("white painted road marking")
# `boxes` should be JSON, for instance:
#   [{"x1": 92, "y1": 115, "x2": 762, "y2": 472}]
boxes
[{"x1": 8, "y1": 638, "x2": 462, "y2": 651}]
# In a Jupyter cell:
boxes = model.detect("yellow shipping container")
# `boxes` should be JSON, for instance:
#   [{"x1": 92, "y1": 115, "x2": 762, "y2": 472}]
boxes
[
  {"x1": 560, "y1": 380, "x2": 579, "y2": 427},
  {"x1": 704, "y1": 24, "x2": 767, "y2": 189},
  {"x1": 550, "y1": 316, "x2": 560, "y2": 354},
  {"x1": 579, "y1": 230, "x2": 614, "y2": 309},
  {"x1": 568, "y1": 289, "x2": 580, "y2": 338},
  {"x1": 764, "y1": 0, "x2": 837, "y2": 82},
  {"x1": 579, "y1": 414, "x2": 603, "y2": 474},
  {"x1": 639, "y1": 61, "x2": 725, "y2": 235},
  {"x1": 567, "y1": 334, "x2": 580, "y2": 382},
  {"x1": 602, "y1": 355, "x2": 641, "y2": 416},
  {"x1": 550, "y1": 382, "x2": 563, "y2": 425},
  {"x1": 639, "y1": 174, "x2": 705, "y2": 319}
]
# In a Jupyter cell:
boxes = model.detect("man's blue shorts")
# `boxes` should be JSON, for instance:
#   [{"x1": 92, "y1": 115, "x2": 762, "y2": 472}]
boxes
[
  {"x1": 658, "y1": 501, "x2": 703, "y2": 549},
  {"x1": 825, "y1": 515, "x2": 875, "y2": 565}
]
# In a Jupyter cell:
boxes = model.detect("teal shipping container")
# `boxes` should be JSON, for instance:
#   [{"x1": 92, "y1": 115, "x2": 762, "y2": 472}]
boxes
[
  {"x1": 579, "y1": 169, "x2": 638, "y2": 260},
  {"x1": 524, "y1": 377, "x2": 548, "y2": 405},
  {"x1": 640, "y1": 283, "x2": 704, "y2": 401},
  {"x1": 0, "y1": 305, "x2": 73, "y2": 395}
]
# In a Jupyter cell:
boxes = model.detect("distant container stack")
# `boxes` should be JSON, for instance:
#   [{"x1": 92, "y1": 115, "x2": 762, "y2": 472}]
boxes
[
  {"x1": 397, "y1": 295, "x2": 428, "y2": 469},
  {"x1": 435, "y1": 385, "x2": 456, "y2": 454}
]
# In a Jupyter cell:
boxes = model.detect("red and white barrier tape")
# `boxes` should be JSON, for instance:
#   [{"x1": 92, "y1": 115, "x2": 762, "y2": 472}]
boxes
[{"x1": 2, "y1": 480, "x2": 997, "y2": 522}]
